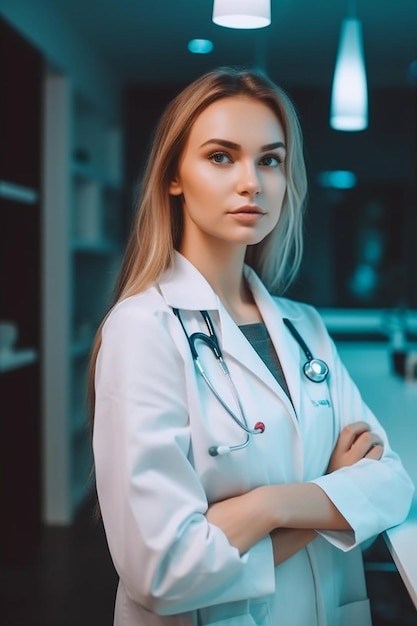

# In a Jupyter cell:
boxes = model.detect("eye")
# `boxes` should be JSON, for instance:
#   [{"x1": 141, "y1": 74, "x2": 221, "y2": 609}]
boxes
[
  {"x1": 259, "y1": 154, "x2": 283, "y2": 167},
  {"x1": 208, "y1": 151, "x2": 233, "y2": 165}
]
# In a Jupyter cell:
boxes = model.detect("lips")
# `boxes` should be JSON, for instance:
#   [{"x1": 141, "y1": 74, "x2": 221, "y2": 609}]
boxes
[{"x1": 230, "y1": 205, "x2": 265, "y2": 215}]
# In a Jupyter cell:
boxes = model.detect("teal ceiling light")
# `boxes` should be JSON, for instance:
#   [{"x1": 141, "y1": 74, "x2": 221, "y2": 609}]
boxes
[
  {"x1": 317, "y1": 170, "x2": 357, "y2": 189},
  {"x1": 212, "y1": 0, "x2": 271, "y2": 29},
  {"x1": 330, "y1": 2, "x2": 368, "y2": 131},
  {"x1": 187, "y1": 39, "x2": 214, "y2": 54}
]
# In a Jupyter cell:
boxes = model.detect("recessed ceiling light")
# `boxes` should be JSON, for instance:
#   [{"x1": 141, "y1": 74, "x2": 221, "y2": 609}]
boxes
[
  {"x1": 317, "y1": 170, "x2": 357, "y2": 189},
  {"x1": 187, "y1": 39, "x2": 214, "y2": 55}
]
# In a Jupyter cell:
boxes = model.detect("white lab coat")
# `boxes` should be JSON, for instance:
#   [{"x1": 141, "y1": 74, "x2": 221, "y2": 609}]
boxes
[{"x1": 93, "y1": 252, "x2": 414, "y2": 626}]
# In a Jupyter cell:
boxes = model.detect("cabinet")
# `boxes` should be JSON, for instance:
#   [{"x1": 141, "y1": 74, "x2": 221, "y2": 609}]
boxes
[{"x1": 42, "y1": 73, "x2": 123, "y2": 523}]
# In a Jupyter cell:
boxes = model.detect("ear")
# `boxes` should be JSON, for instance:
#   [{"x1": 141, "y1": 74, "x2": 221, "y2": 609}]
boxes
[{"x1": 169, "y1": 177, "x2": 183, "y2": 196}]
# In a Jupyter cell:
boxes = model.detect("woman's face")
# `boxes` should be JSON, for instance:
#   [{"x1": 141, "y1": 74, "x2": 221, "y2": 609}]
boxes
[{"x1": 169, "y1": 96, "x2": 287, "y2": 253}]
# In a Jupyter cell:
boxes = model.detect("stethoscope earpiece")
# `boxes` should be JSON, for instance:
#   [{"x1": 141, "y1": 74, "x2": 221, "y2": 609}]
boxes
[{"x1": 209, "y1": 445, "x2": 231, "y2": 457}]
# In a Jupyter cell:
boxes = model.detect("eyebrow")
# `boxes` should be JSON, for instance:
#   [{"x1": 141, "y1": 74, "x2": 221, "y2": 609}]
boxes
[{"x1": 200, "y1": 139, "x2": 286, "y2": 151}]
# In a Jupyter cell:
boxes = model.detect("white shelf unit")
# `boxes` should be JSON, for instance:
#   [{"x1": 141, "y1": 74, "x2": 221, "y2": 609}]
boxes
[{"x1": 42, "y1": 73, "x2": 123, "y2": 524}]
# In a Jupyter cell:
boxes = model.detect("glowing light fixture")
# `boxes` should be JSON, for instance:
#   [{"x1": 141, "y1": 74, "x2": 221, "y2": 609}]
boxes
[
  {"x1": 330, "y1": 9, "x2": 368, "y2": 131},
  {"x1": 212, "y1": 0, "x2": 271, "y2": 29},
  {"x1": 317, "y1": 170, "x2": 357, "y2": 189},
  {"x1": 187, "y1": 39, "x2": 214, "y2": 54}
]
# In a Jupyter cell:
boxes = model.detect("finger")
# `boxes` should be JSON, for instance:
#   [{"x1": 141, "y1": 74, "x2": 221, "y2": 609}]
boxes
[
  {"x1": 365, "y1": 444, "x2": 384, "y2": 461},
  {"x1": 339, "y1": 421, "x2": 371, "y2": 449},
  {"x1": 352, "y1": 431, "x2": 384, "y2": 458}
]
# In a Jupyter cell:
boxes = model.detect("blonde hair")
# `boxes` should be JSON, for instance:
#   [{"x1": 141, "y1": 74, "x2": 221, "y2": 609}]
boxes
[{"x1": 89, "y1": 66, "x2": 307, "y2": 421}]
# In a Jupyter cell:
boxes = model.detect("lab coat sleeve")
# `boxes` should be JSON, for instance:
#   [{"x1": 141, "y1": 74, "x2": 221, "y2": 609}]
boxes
[
  {"x1": 93, "y1": 298, "x2": 275, "y2": 616},
  {"x1": 309, "y1": 322, "x2": 414, "y2": 551}
]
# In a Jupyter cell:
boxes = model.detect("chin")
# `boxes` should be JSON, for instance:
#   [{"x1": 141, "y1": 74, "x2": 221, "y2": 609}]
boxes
[{"x1": 242, "y1": 231, "x2": 272, "y2": 246}]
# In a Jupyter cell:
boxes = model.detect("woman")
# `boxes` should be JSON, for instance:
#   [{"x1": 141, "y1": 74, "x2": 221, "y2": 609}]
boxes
[{"x1": 91, "y1": 67, "x2": 414, "y2": 626}]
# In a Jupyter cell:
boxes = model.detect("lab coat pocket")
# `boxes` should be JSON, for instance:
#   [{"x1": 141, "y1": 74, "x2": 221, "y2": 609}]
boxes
[
  {"x1": 335, "y1": 598, "x2": 372, "y2": 626},
  {"x1": 201, "y1": 602, "x2": 270, "y2": 626}
]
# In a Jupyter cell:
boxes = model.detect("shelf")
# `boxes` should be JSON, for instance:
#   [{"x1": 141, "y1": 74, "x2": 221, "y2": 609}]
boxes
[
  {"x1": 71, "y1": 432, "x2": 94, "y2": 514},
  {"x1": 71, "y1": 160, "x2": 120, "y2": 189},
  {"x1": 72, "y1": 478, "x2": 93, "y2": 516},
  {"x1": 71, "y1": 410, "x2": 90, "y2": 447},
  {"x1": 0, "y1": 349, "x2": 38, "y2": 373},
  {"x1": 70, "y1": 339, "x2": 93, "y2": 359},
  {"x1": 0, "y1": 180, "x2": 39, "y2": 204},
  {"x1": 72, "y1": 412, "x2": 90, "y2": 441},
  {"x1": 71, "y1": 238, "x2": 118, "y2": 255}
]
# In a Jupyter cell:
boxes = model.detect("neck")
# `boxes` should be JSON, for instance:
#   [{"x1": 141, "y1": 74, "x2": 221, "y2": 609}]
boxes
[{"x1": 179, "y1": 240, "x2": 262, "y2": 325}]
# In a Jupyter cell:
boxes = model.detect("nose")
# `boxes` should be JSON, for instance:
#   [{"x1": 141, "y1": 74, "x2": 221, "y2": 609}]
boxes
[{"x1": 236, "y1": 161, "x2": 261, "y2": 197}]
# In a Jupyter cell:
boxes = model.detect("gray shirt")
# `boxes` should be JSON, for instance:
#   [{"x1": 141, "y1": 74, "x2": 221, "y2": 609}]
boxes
[{"x1": 239, "y1": 322, "x2": 291, "y2": 401}]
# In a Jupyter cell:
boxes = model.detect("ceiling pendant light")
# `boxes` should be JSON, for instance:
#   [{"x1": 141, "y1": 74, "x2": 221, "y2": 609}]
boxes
[
  {"x1": 330, "y1": 4, "x2": 368, "y2": 131},
  {"x1": 212, "y1": 0, "x2": 271, "y2": 29}
]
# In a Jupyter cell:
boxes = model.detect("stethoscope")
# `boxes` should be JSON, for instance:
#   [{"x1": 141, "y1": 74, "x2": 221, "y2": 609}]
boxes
[{"x1": 172, "y1": 308, "x2": 329, "y2": 456}]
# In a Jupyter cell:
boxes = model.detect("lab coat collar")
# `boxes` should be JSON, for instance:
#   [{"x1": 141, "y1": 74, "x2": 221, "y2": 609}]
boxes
[
  {"x1": 158, "y1": 252, "x2": 219, "y2": 310},
  {"x1": 158, "y1": 251, "x2": 302, "y2": 419}
]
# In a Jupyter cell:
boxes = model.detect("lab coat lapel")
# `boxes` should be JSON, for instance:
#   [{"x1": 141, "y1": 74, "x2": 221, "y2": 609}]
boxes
[{"x1": 219, "y1": 268, "x2": 301, "y2": 420}]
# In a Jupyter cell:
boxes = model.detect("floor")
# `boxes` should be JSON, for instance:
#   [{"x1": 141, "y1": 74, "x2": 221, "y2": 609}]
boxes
[
  {"x1": 2, "y1": 494, "x2": 417, "y2": 626},
  {"x1": 2, "y1": 496, "x2": 118, "y2": 626}
]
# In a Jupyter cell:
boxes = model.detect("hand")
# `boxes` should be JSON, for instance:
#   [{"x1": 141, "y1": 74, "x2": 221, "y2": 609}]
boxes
[
  {"x1": 327, "y1": 421, "x2": 384, "y2": 473},
  {"x1": 206, "y1": 487, "x2": 275, "y2": 555},
  {"x1": 270, "y1": 527, "x2": 316, "y2": 566}
]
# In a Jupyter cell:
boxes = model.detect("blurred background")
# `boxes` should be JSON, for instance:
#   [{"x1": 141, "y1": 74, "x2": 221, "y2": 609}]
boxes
[{"x1": 1, "y1": 0, "x2": 417, "y2": 624}]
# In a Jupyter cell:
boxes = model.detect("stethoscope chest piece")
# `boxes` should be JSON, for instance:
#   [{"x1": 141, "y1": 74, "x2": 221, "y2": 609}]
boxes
[
  {"x1": 303, "y1": 358, "x2": 329, "y2": 383},
  {"x1": 283, "y1": 318, "x2": 329, "y2": 383}
]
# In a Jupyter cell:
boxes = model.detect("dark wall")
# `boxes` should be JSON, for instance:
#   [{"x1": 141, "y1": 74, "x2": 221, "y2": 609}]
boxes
[
  {"x1": 0, "y1": 16, "x2": 43, "y2": 563},
  {"x1": 123, "y1": 84, "x2": 182, "y2": 235}
]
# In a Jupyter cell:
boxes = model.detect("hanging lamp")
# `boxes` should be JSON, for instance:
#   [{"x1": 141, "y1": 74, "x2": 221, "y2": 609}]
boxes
[
  {"x1": 212, "y1": 0, "x2": 271, "y2": 29},
  {"x1": 330, "y1": 3, "x2": 368, "y2": 131}
]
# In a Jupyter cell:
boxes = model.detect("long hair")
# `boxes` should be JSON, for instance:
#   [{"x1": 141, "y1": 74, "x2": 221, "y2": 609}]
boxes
[{"x1": 89, "y1": 66, "x2": 307, "y2": 423}]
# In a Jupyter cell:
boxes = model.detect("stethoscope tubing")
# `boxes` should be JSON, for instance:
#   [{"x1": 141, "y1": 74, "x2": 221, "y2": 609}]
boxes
[
  {"x1": 172, "y1": 308, "x2": 329, "y2": 455},
  {"x1": 194, "y1": 359, "x2": 262, "y2": 435},
  {"x1": 173, "y1": 308, "x2": 262, "y2": 435}
]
